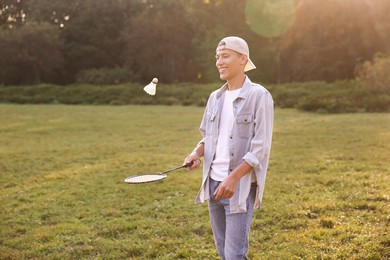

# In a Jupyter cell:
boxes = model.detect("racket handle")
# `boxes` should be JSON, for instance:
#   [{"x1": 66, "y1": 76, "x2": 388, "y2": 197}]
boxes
[{"x1": 184, "y1": 161, "x2": 194, "y2": 168}]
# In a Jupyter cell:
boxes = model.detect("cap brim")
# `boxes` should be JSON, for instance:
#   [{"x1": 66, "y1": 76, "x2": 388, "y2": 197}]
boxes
[{"x1": 244, "y1": 58, "x2": 256, "y2": 72}]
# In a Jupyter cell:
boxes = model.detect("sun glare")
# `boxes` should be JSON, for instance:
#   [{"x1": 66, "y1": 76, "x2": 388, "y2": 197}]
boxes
[{"x1": 245, "y1": 0, "x2": 296, "y2": 38}]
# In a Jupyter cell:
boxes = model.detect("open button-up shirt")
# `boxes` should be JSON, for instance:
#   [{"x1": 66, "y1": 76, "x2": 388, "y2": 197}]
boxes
[{"x1": 195, "y1": 76, "x2": 274, "y2": 213}]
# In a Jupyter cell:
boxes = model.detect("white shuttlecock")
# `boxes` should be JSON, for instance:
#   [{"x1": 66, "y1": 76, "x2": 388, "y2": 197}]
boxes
[{"x1": 143, "y1": 78, "x2": 158, "y2": 95}]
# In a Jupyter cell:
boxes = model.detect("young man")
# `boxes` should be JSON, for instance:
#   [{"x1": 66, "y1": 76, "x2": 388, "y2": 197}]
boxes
[{"x1": 184, "y1": 36, "x2": 274, "y2": 259}]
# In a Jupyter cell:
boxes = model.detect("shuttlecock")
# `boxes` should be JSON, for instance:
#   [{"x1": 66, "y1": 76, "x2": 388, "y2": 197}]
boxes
[{"x1": 144, "y1": 78, "x2": 158, "y2": 95}]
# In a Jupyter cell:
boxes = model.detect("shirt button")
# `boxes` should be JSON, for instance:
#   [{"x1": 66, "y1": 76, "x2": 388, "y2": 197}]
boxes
[
  {"x1": 229, "y1": 169, "x2": 233, "y2": 172},
  {"x1": 230, "y1": 136, "x2": 233, "y2": 139},
  {"x1": 231, "y1": 153, "x2": 234, "y2": 156}
]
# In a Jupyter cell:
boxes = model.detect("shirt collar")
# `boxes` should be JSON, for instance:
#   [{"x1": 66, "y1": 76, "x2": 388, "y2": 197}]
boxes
[{"x1": 216, "y1": 76, "x2": 252, "y2": 99}]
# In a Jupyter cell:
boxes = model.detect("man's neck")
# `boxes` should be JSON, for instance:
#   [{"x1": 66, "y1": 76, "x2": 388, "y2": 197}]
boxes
[{"x1": 227, "y1": 74, "x2": 246, "y2": 91}]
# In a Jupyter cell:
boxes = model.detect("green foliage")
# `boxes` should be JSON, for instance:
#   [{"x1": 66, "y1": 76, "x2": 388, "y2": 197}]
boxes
[
  {"x1": 268, "y1": 80, "x2": 390, "y2": 113},
  {"x1": 277, "y1": 0, "x2": 390, "y2": 83},
  {"x1": 122, "y1": 1, "x2": 195, "y2": 83},
  {"x1": 0, "y1": 22, "x2": 63, "y2": 85},
  {"x1": 355, "y1": 53, "x2": 390, "y2": 91},
  {"x1": 0, "y1": 0, "x2": 27, "y2": 29},
  {"x1": 0, "y1": 105, "x2": 389, "y2": 259},
  {"x1": 2, "y1": 0, "x2": 390, "y2": 85},
  {"x1": 76, "y1": 67, "x2": 137, "y2": 85},
  {"x1": 0, "y1": 82, "x2": 215, "y2": 107},
  {"x1": 1, "y1": 81, "x2": 389, "y2": 113}
]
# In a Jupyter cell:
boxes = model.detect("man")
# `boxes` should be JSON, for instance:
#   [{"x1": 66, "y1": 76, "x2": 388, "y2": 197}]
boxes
[{"x1": 184, "y1": 36, "x2": 274, "y2": 260}]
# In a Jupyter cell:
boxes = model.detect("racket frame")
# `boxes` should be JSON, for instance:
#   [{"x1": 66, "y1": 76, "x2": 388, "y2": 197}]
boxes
[
  {"x1": 124, "y1": 161, "x2": 194, "y2": 184},
  {"x1": 124, "y1": 173, "x2": 167, "y2": 184}
]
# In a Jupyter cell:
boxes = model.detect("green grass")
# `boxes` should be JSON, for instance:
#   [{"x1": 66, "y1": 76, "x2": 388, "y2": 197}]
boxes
[{"x1": 0, "y1": 104, "x2": 389, "y2": 259}]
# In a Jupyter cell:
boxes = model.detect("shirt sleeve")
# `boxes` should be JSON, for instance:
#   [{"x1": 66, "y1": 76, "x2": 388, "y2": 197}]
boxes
[
  {"x1": 198, "y1": 93, "x2": 213, "y2": 145},
  {"x1": 198, "y1": 108, "x2": 206, "y2": 145},
  {"x1": 243, "y1": 92, "x2": 274, "y2": 169}
]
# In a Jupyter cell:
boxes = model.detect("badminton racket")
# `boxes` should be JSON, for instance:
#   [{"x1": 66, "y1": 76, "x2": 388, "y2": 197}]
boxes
[{"x1": 124, "y1": 161, "x2": 194, "y2": 184}]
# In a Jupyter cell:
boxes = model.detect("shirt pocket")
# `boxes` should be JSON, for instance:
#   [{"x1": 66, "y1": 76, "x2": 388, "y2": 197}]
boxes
[
  {"x1": 206, "y1": 112, "x2": 216, "y2": 136},
  {"x1": 236, "y1": 114, "x2": 254, "y2": 139}
]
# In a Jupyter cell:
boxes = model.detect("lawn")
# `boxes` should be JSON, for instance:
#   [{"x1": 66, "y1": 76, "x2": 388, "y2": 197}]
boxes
[{"x1": 0, "y1": 104, "x2": 389, "y2": 259}]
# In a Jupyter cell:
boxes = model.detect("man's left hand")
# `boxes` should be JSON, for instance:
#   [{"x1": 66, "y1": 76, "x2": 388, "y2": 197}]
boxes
[{"x1": 214, "y1": 175, "x2": 238, "y2": 200}]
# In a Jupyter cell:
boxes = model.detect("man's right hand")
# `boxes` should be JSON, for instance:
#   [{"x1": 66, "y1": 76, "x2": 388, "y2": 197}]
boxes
[{"x1": 184, "y1": 152, "x2": 201, "y2": 171}]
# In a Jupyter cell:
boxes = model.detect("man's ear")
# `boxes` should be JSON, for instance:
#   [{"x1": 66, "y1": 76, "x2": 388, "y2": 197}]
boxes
[{"x1": 240, "y1": 55, "x2": 248, "y2": 66}]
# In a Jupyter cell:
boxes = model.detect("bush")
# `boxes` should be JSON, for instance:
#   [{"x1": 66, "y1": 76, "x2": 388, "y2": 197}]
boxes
[
  {"x1": 159, "y1": 97, "x2": 179, "y2": 106},
  {"x1": 76, "y1": 67, "x2": 137, "y2": 85},
  {"x1": 272, "y1": 80, "x2": 389, "y2": 113},
  {"x1": 0, "y1": 80, "x2": 388, "y2": 113}
]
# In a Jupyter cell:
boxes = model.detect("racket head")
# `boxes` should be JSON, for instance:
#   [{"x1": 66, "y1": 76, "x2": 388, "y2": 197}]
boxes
[{"x1": 124, "y1": 174, "x2": 167, "y2": 184}]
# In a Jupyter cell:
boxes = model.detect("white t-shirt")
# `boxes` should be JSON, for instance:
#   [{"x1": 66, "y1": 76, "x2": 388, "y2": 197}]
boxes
[{"x1": 210, "y1": 88, "x2": 241, "y2": 181}]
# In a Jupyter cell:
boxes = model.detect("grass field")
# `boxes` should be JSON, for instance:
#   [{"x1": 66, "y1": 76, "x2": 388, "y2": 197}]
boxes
[{"x1": 0, "y1": 104, "x2": 389, "y2": 259}]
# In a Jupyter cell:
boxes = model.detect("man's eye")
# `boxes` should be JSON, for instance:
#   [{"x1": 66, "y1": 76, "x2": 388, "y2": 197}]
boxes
[{"x1": 216, "y1": 54, "x2": 229, "y2": 60}]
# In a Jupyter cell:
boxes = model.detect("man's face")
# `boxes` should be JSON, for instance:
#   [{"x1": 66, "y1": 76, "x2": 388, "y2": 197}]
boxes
[{"x1": 215, "y1": 48, "x2": 247, "y2": 81}]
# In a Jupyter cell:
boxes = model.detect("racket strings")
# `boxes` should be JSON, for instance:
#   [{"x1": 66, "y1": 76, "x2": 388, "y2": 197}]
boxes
[{"x1": 125, "y1": 174, "x2": 166, "y2": 184}]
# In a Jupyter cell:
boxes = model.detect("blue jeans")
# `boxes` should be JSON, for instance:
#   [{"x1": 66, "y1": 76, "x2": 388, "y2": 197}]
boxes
[{"x1": 208, "y1": 178, "x2": 257, "y2": 260}]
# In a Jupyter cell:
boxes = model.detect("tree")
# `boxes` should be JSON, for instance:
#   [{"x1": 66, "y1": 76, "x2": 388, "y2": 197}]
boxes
[
  {"x1": 278, "y1": 0, "x2": 390, "y2": 83},
  {"x1": 0, "y1": 22, "x2": 63, "y2": 85},
  {"x1": 1, "y1": 0, "x2": 389, "y2": 85},
  {"x1": 0, "y1": 0, "x2": 27, "y2": 29},
  {"x1": 58, "y1": 0, "x2": 136, "y2": 83},
  {"x1": 122, "y1": 0, "x2": 195, "y2": 83},
  {"x1": 25, "y1": 0, "x2": 80, "y2": 27},
  {"x1": 355, "y1": 53, "x2": 390, "y2": 91}
]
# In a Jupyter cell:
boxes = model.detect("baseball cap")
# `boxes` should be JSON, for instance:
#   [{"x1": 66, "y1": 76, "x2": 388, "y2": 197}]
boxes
[{"x1": 216, "y1": 36, "x2": 256, "y2": 72}]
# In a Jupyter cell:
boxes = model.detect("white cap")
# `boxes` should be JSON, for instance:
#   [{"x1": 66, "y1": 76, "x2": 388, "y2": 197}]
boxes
[{"x1": 216, "y1": 36, "x2": 256, "y2": 72}]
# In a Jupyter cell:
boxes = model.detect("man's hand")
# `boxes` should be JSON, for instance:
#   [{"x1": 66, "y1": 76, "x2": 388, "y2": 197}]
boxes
[
  {"x1": 214, "y1": 175, "x2": 239, "y2": 200},
  {"x1": 184, "y1": 152, "x2": 201, "y2": 171},
  {"x1": 213, "y1": 161, "x2": 254, "y2": 200},
  {"x1": 184, "y1": 143, "x2": 204, "y2": 171}
]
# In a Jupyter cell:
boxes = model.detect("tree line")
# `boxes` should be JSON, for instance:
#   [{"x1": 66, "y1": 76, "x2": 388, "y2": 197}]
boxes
[{"x1": 1, "y1": 0, "x2": 389, "y2": 85}]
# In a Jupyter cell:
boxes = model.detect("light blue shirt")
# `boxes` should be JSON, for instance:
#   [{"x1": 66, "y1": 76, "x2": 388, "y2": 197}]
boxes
[{"x1": 195, "y1": 76, "x2": 274, "y2": 213}]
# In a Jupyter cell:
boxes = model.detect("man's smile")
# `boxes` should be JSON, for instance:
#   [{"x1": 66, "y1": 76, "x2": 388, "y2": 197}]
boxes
[{"x1": 218, "y1": 67, "x2": 228, "y2": 73}]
